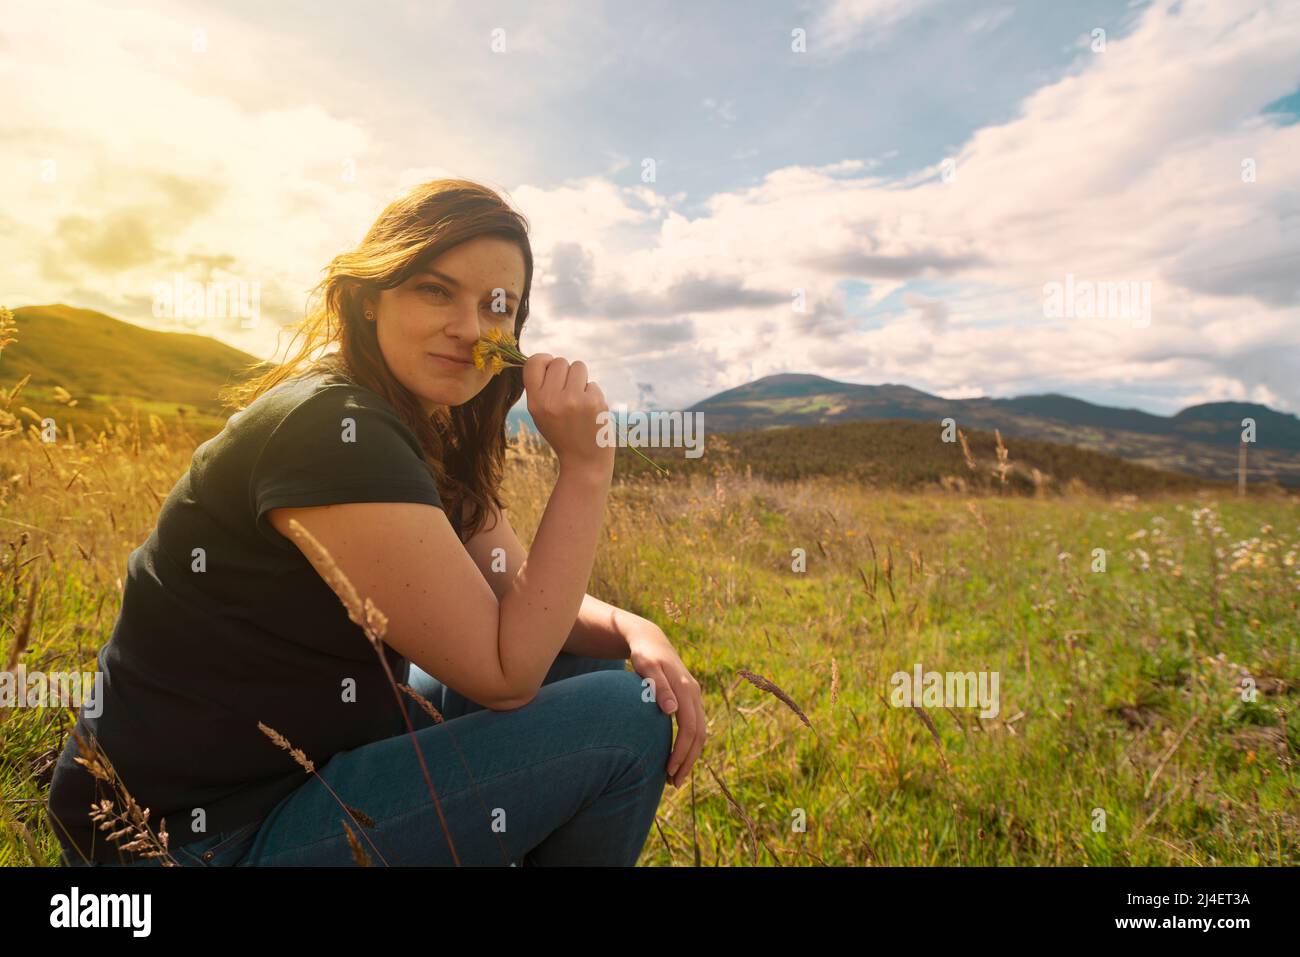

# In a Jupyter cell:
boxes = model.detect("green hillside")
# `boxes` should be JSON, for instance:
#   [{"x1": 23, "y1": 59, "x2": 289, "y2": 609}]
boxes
[
  {"x1": 614, "y1": 418, "x2": 1250, "y2": 496},
  {"x1": 1, "y1": 304, "x2": 266, "y2": 440},
  {"x1": 686, "y1": 373, "x2": 1300, "y2": 487}
]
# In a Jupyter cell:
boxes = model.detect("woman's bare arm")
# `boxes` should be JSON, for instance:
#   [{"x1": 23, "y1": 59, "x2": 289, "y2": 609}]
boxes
[
  {"x1": 268, "y1": 464, "x2": 608, "y2": 708},
  {"x1": 462, "y1": 501, "x2": 637, "y2": 659},
  {"x1": 268, "y1": 351, "x2": 615, "y2": 710}
]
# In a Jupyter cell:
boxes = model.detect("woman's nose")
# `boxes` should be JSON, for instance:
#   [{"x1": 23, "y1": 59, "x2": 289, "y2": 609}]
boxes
[{"x1": 447, "y1": 300, "x2": 481, "y2": 339}]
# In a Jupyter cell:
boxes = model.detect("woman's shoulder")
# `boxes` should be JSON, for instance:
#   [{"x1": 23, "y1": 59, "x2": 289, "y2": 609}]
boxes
[
  {"x1": 241, "y1": 358, "x2": 398, "y2": 431},
  {"x1": 241, "y1": 360, "x2": 432, "y2": 478}
]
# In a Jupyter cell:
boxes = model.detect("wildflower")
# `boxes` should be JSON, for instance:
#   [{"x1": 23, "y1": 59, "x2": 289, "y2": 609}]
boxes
[
  {"x1": 472, "y1": 326, "x2": 527, "y2": 374},
  {"x1": 473, "y1": 329, "x2": 669, "y2": 475}
]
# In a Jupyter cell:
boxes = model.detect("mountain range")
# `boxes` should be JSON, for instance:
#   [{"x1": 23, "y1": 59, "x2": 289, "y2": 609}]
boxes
[{"x1": 685, "y1": 374, "x2": 1300, "y2": 487}]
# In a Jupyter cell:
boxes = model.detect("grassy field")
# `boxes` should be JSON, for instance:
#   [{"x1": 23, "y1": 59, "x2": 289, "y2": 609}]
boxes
[{"x1": 0, "y1": 400, "x2": 1297, "y2": 865}]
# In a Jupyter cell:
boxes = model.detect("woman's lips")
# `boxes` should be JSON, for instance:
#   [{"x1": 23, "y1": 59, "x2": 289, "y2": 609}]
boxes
[{"x1": 427, "y1": 352, "x2": 473, "y2": 370}]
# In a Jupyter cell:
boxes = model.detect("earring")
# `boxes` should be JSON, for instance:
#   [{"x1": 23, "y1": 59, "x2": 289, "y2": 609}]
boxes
[{"x1": 365, "y1": 311, "x2": 374, "y2": 321}]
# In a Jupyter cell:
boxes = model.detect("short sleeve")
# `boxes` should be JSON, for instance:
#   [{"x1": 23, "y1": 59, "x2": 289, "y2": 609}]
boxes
[{"x1": 250, "y1": 385, "x2": 445, "y2": 546}]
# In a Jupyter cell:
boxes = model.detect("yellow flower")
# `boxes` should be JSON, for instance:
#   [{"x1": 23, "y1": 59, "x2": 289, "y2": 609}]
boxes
[
  {"x1": 473, "y1": 327, "x2": 528, "y2": 377},
  {"x1": 472, "y1": 328, "x2": 670, "y2": 475}
]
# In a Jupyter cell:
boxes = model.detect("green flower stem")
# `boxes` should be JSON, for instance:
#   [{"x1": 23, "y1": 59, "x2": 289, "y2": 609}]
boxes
[
  {"x1": 623, "y1": 441, "x2": 670, "y2": 476},
  {"x1": 483, "y1": 343, "x2": 670, "y2": 476}
]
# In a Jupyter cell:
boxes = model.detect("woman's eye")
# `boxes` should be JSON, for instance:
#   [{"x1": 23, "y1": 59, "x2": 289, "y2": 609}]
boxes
[{"x1": 418, "y1": 283, "x2": 510, "y2": 319}]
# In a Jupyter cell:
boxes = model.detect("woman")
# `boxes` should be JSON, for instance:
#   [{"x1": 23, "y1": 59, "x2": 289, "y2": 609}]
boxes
[{"x1": 46, "y1": 178, "x2": 707, "y2": 866}]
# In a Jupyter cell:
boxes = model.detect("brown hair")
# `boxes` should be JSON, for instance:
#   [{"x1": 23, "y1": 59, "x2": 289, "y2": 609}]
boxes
[{"x1": 217, "y1": 178, "x2": 533, "y2": 542}]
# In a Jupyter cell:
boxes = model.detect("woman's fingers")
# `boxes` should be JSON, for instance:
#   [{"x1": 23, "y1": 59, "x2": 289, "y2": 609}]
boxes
[
  {"x1": 522, "y1": 353, "x2": 554, "y2": 398},
  {"x1": 645, "y1": 666, "x2": 676, "y2": 713},
  {"x1": 565, "y1": 359, "x2": 588, "y2": 394},
  {"x1": 666, "y1": 674, "x2": 706, "y2": 784},
  {"x1": 539, "y1": 356, "x2": 570, "y2": 404},
  {"x1": 670, "y1": 690, "x2": 707, "y2": 787}
]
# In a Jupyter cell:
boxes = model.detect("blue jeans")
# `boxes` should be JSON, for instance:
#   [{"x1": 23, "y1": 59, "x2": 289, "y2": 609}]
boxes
[{"x1": 64, "y1": 653, "x2": 672, "y2": 867}]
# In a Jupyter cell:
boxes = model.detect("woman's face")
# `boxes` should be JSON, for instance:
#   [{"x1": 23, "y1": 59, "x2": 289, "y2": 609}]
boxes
[{"x1": 368, "y1": 236, "x2": 525, "y2": 412}]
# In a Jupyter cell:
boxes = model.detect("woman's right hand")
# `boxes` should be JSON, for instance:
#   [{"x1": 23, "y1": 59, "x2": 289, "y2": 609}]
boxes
[{"x1": 523, "y1": 353, "x2": 615, "y2": 476}]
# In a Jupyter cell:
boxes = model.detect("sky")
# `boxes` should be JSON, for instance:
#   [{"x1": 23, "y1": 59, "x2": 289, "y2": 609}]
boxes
[{"x1": 3, "y1": 0, "x2": 1299, "y2": 416}]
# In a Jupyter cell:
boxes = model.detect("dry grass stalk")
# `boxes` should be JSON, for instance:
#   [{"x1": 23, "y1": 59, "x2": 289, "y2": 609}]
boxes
[
  {"x1": 737, "y1": 668, "x2": 812, "y2": 729},
  {"x1": 341, "y1": 818, "x2": 372, "y2": 866},
  {"x1": 994, "y1": 429, "x2": 1010, "y2": 485},
  {"x1": 858, "y1": 565, "x2": 877, "y2": 600},
  {"x1": 0, "y1": 576, "x2": 38, "y2": 730},
  {"x1": 342, "y1": 803, "x2": 376, "y2": 828},
  {"x1": 69, "y1": 726, "x2": 176, "y2": 865},
  {"x1": 829, "y1": 657, "x2": 840, "y2": 710},
  {"x1": 957, "y1": 428, "x2": 977, "y2": 472},
  {"x1": 257, "y1": 722, "x2": 390, "y2": 866},
  {"x1": 910, "y1": 705, "x2": 951, "y2": 775},
  {"x1": 0, "y1": 306, "x2": 17, "y2": 355},
  {"x1": 258, "y1": 721, "x2": 315, "y2": 773},
  {"x1": 399, "y1": 684, "x2": 444, "y2": 724},
  {"x1": 2, "y1": 575, "x2": 38, "y2": 673},
  {"x1": 705, "y1": 764, "x2": 771, "y2": 865},
  {"x1": 733, "y1": 666, "x2": 859, "y2": 820}
]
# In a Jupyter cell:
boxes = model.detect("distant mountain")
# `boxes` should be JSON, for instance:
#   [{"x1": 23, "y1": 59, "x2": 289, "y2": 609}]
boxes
[{"x1": 688, "y1": 374, "x2": 1300, "y2": 487}]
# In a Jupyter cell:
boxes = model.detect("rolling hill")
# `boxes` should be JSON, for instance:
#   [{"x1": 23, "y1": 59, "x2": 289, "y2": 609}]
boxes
[
  {"x1": 4, "y1": 305, "x2": 263, "y2": 408},
  {"x1": 1, "y1": 304, "x2": 265, "y2": 439},
  {"x1": 686, "y1": 374, "x2": 1300, "y2": 487}
]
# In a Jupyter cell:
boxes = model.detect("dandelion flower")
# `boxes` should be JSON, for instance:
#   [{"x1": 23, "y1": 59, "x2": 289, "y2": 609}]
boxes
[
  {"x1": 472, "y1": 327, "x2": 527, "y2": 373},
  {"x1": 472, "y1": 329, "x2": 669, "y2": 475}
]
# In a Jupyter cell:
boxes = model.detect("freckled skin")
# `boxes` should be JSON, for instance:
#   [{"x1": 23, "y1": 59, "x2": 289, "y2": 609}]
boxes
[{"x1": 369, "y1": 236, "x2": 525, "y2": 415}]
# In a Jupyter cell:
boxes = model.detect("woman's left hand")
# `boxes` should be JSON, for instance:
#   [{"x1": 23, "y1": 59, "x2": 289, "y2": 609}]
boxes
[{"x1": 626, "y1": 624, "x2": 707, "y2": 788}]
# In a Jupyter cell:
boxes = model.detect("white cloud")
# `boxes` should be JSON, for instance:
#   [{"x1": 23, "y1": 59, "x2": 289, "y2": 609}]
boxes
[
  {"x1": 808, "y1": 0, "x2": 944, "y2": 56},
  {"x1": 3, "y1": 0, "x2": 1298, "y2": 419},
  {"x1": 966, "y1": 7, "x2": 1015, "y2": 34},
  {"x1": 519, "y1": 0, "x2": 1300, "y2": 412}
]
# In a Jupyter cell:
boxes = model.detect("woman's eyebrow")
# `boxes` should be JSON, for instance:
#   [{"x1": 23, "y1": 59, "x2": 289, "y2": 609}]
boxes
[{"x1": 416, "y1": 268, "x2": 519, "y2": 303}]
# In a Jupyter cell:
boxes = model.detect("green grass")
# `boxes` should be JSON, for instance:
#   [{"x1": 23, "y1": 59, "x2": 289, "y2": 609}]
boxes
[
  {"x1": 1, "y1": 408, "x2": 1296, "y2": 865},
  {"x1": 533, "y1": 467, "x2": 1300, "y2": 865}
]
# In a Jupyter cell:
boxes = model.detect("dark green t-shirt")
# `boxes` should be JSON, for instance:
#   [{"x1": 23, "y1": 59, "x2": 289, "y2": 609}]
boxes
[{"x1": 46, "y1": 362, "x2": 453, "y2": 865}]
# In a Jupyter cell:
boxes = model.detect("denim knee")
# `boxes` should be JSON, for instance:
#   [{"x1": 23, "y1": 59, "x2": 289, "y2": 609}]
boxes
[{"x1": 583, "y1": 668, "x2": 673, "y2": 775}]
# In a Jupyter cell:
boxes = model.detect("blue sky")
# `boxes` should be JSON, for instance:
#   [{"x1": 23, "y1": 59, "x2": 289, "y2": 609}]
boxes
[{"x1": 3, "y1": 0, "x2": 1299, "y2": 415}]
